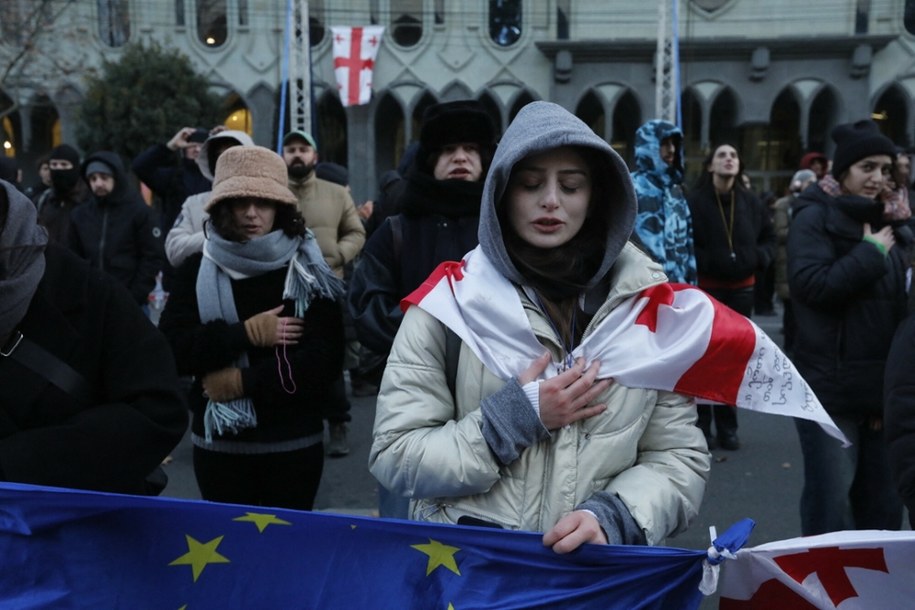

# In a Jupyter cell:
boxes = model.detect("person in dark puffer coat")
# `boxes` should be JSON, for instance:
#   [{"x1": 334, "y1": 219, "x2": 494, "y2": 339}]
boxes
[
  {"x1": 69, "y1": 151, "x2": 166, "y2": 306},
  {"x1": 788, "y1": 119, "x2": 911, "y2": 536}
]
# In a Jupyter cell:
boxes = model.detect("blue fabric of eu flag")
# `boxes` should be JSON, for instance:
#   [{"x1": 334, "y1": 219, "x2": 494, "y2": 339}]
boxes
[{"x1": 0, "y1": 482, "x2": 707, "y2": 609}]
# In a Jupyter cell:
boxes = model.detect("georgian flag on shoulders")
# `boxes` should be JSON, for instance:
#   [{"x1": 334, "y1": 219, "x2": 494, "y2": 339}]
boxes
[{"x1": 402, "y1": 246, "x2": 848, "y2": 446}]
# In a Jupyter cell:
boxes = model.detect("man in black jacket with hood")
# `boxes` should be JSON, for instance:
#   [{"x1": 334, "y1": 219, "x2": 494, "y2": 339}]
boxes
[
  {"x1": 69, "y1": 152, "x2": 165, "y2": 306},
  {"x1": 35, "y1": 144, "x2": 90, "y2": 245}
]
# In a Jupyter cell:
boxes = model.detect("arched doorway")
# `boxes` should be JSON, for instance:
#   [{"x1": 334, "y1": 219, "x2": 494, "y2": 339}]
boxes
[
  {"x1": 374, "y1": 93, "x2": 404, "y2": 176},
  {"x1": 873, "y1": 85, "x2": 909, "y2": 146},
  {"x1": 611, "y1": 90, "x2": 640, "y2": 163},
  {"x1": 316, "y1": 91, "x2": 347, "y2": 166}
]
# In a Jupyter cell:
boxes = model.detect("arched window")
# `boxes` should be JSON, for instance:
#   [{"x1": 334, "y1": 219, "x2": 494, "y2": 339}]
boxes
[
  {"x1": 175, "y1": 0, "x2": 185, "y2": 26},
  {"x1": 375, "y1": 94, "x2": 405, "y2": 176},
  {"x1": 576, "y1": 91, "x2": 605, "y2": 140},
  {"x1": 477, "y1": 92, "x2": 503, "y2": 137},
  {"x1": 197, "y1": 0, "x2": 228, "y2": 48},
  {"x1": 223, "y1": 93, "x2": 252, "y2": 136},
  {"x1": 906, "y1": 0, "x2": 915, "y2": 35},
  {"x1": 391, "y1": 0, "x2": 423, "y2": 47},
  {"x1": 490, "y1": 0, "x2": 522, "y2": 47},
  {"x1": 808, "y1": 87, "x2": 839, "y2": 154},
  {"x1": 98, "y1": 0, "x2": 130, "y2": 47},
  {"x1": 874, "y1": 85, "x2": 910, "y2": 146},
  {"x1": 509, "y1": 91, "x2": 535, "y2": 123},
  {"x1": 317, "y1": 92, "x2": 347, "y2": 166},
  {"x1": 611, "y1": 91, "x2": 640, "y2": 162},
  {"x1": 681, "y1": 89, "x2": 703, "y2": 173}
]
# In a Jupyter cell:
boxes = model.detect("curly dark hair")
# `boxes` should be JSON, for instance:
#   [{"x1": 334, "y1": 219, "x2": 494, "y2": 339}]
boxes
[{"x1": 207, "y1": 199, "x2": 307, "y2": 242}]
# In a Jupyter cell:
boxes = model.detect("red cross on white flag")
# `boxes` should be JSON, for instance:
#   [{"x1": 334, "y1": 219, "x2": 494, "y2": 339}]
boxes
[{"x1": 331, "y1": 26, "x2": 385, "y2": 107}]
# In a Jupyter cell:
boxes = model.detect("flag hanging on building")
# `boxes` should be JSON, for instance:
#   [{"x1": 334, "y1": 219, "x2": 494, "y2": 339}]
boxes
[
  {"x1": 331, "y1": 25, "x2": 384, "y2": 107},
  {"x1": 719, "y1": 530, "x2": 915, "y2": 608},
  {"x1": 403, "y1": 246, "x2": 849, "y2": 446},
  {"x1": 0, "y1": 482, "x2": 727, "y2": 609}
]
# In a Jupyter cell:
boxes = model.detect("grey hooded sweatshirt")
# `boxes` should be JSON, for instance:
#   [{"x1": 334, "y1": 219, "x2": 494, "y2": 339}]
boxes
[
  {"x1": 370, "y1": 102, "x2": 709, "y2": 546},
  {"x1": 164, "y1": 130, "x2": 255, "y2": 267}
]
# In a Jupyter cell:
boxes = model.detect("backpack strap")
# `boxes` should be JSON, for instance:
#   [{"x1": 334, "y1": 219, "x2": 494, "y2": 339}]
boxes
[{"x1": 1, "y1": 331, "x2": 91, "y2": 405}]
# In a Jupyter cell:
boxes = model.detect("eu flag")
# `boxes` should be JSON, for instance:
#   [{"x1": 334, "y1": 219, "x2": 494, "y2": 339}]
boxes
[{"x1": 0, "y1": 483, "x2": 711, "y2": 609}]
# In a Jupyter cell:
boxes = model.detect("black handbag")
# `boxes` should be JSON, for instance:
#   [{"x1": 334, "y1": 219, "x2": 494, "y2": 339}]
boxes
[{"x1": 1, "y1": 330, "x2": 168, "y2": 495}]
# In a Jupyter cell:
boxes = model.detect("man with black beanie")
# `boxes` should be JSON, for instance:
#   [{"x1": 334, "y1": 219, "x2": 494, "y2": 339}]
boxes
[{"x1": 35, "y1": 144, "x2": 90, "y2": 245}]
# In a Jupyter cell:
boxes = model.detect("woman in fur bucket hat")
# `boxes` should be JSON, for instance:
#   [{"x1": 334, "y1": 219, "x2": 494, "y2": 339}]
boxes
[
  {"x1": 159, "y1": 146, "x2": 345, "y2": 510},
  {"x1": 787, "y1": 120, "x2": 912, "y2": 535}
]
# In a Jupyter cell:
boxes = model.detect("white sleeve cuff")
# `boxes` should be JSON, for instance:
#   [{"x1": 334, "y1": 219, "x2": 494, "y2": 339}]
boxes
[{"x1": 522, "y1": 380, "x2": 540, "y2": 416}]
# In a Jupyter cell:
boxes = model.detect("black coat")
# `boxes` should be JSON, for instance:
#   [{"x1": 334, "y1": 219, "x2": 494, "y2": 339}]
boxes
[
  {"x1": 787, "y1": 185, "x2": 912, "y2": 415},
  {"x1": 885, "y1": 310, "x2": 915, "y2": 528},
  {"x1": 159, "y1": 253, "x2": 344, "y2": 444},
  {"x1": 131, "y1": 143, "x2": 211, "y2": 232},
  {"x1": 69, "y1": 151, "x2": 166, "y2": 305},
  {"x1": 0, "y1": 245, "x2": 187, "y2": 493},
  {"x1": 347, "y1": 167, "x2": 482, "y2": 355},
  {"x1": 687, "y1": 184, "x2": 774, "y2": 283}
]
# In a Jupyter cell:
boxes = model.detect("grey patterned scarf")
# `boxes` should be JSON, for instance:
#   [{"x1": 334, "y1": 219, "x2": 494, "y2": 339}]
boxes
[{"x1": 196, "y1": 228, "x2": 343, "y2": 442}]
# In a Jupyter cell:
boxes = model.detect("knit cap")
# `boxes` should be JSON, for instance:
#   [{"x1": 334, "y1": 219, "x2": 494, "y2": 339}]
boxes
[
  {"x1": 49, "y1": 144, "x2": 80, "y2": 166},
  {"x1": 830, "y1": 120, "x2": 897, "y2": 178},
  {"x1": 205, "y1": 146, "x2": 297, "y2": 212}
]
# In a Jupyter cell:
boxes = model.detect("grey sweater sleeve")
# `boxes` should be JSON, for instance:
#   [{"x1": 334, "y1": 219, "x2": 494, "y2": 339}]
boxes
[
  {"x1": 577, "y1": 491, "x2": 648, "y2": 546},
  {"x1": 480, "y1": 378, "x2": 550, "y2": 465}
]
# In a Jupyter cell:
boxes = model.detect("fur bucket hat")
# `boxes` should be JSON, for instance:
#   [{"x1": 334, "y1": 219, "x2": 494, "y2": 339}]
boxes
[{"x1": 205, "y1": 146, "x2": 297, "y2": 212}]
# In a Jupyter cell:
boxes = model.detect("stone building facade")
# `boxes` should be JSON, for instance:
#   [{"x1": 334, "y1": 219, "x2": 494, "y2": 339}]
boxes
[{"x1": 0, "y1": 0, "x2": 912, "y2": 199}]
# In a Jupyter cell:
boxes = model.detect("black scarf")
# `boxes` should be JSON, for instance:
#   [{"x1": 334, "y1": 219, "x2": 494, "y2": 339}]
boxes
[{"x1": 401, "y1": 167, "x2": 484, "y2": 219}]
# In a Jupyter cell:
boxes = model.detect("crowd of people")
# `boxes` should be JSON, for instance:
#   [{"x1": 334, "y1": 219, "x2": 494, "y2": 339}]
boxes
[{"x1": 1, "y1": 101, "x2": 913, "y2": 554}]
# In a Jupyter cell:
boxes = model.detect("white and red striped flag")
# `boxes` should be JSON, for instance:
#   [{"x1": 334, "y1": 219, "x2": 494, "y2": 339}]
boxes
[
  {"x1": 719, "y1": 530, "x2": 915, "y2": 609},
  {"x1": 331, "y1": 25, "x2": 384, "y2": 107},
  {"x1": 402, "y1": 246, "x2": 849, "y2": 446}
]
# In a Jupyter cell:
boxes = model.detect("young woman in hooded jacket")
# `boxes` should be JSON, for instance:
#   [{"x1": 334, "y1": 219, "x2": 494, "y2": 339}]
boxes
[
  {"x1": 369, "y1": 102, "x2": 710, "y2": 552},
  {"x1": 787, "y1": 119, "x2": 911, "y2": 535}
]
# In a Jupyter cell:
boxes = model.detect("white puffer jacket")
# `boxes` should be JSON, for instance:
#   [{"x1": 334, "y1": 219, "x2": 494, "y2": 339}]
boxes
[{"x1": 370, "y1": 244, "x2": 710, "y2": 545}]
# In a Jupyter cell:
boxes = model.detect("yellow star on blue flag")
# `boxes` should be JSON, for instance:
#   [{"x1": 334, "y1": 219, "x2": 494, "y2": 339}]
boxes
[
  {"x1": 169, "y1": 535, "x2": 230, "y2": 582},
  {"x1": 233, "y1": 512, "x2": 292, "y2": 533},
  {"x1": 411, "y1": 538, "x2": 462, "y2": 576}
]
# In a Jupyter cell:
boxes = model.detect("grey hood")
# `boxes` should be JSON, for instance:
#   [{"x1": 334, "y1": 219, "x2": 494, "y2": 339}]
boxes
[
  {"x1": 478, "y1": 101, "x2": 637, "y2": 289},
  {"x1": 196, "y1": 130, "x2": 256, "y2": 181}
]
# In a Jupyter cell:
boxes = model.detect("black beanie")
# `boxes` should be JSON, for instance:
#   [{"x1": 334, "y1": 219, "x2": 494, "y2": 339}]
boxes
[
  {"x1": 830, "y1": 120, "x2": 897, "y2": 178},
  {"x1": 49, "y1": 144, "x2": 81, "y2": 166},
  {"x1": 419, "y1": 101, "x2": 496, "y2": 169}
]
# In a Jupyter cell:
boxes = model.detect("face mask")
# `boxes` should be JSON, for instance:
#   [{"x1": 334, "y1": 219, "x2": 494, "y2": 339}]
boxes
[{"x1": 50, "y1": 167, "x2": 80, "y2": 195}]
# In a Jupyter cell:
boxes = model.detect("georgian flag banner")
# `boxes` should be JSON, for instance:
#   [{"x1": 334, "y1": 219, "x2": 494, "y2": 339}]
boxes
[
  {"x1": 402, "y1": 246, "x2": 849, "y2": 446},
  {"x1": 331, "y1": 25, "x2": 384, "y2": 107},
  {"x1": 719, "y1": 530, "x2": 915, "y2": 608}
]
